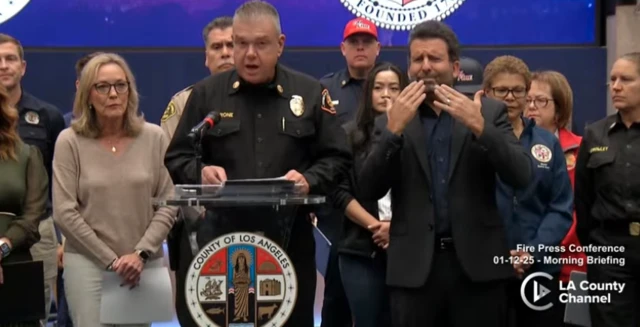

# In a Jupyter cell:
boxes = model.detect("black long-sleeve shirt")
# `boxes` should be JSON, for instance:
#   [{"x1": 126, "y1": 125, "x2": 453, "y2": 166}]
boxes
[{"x1": 575, "y1": 113, "x2": 640, "y2": 244}]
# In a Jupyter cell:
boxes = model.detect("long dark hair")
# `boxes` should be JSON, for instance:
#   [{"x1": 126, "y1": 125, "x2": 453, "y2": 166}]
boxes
[{"x1": 350, "y1": 62, "x2": 408, "y2": 154}]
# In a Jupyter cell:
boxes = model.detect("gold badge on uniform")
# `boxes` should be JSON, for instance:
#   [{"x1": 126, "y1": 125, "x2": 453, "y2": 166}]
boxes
[
  {"x1": 161, "y1": 102, "x2": 176, "y2": 122},
  {"x1": 630, "y1": 222, "x2": 640, "y2": 236},
  {"x1": 233, "y1": 81, "x2": 240, "y2": 89},
  {"x1": 277, "y1": 85, "x2": 284, "y2": 94},
  {"x1": 565, "y1": 152, "x2": 576, "y2": 170},
  {"x1": 24, "y1": 111, "x2": 39, "y2": 125},
  {"x1": 290, "y1": 95, "x2": 304, "y2": 117}
]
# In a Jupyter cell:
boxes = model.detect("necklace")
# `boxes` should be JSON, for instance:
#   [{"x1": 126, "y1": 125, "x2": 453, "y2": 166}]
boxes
[{"x1": 107, "y1": 138, "x2": 120, "y2": 153}]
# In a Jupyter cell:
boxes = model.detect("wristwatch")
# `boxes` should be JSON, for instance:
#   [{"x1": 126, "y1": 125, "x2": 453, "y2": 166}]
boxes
[
  {"x1": 0, "y1": 240, "x2": 11, "y2": 259},
  {"x1": 135, "y1": 249, "x2": 150, "y2": 263}
]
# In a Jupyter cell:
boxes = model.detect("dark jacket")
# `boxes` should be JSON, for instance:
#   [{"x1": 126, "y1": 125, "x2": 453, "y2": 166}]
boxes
[
  {"x1": 332, "y1": 121, "x2": 386, "y2": 258},
  {"x1": 17, "y1": 91, "x2": 65, "y2": 219},
  {"x1": 358, "y1": 98, "x2": 531, "y2": 287},
  {"x1": 495, "y1": 118, "x2": 573, "y2": 275}
]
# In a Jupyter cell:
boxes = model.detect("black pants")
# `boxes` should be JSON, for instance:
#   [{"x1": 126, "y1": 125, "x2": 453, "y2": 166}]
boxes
[
  {"x1": 389, "y1": 248, "x2": 508, "y2": 327},
  {"x1": 507, "y1": 273, "x2": 565, "y2": 327},
  {"x1": 587, "y1": 228, "x2": 640, "y2": 327}
]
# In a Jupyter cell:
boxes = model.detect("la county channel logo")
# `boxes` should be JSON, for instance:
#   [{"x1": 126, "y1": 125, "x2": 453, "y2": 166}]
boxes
[
  {"x1": 186, "y1": 232, "x2": 298, "y2": 327},
  {"x1": 521, "y1": 272, "x2": 623, "y2": 311},
  {"x1": 0, "y1": 0, "x2": 30, "y2": 25},
  {"x1": 339, "y1": 0, "x2": 466, "y2": 31}
]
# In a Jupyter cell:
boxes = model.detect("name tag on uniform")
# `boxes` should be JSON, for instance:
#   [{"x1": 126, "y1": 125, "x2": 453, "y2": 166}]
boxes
[{"x1": 331, "y1": 100, "x2": 339, "y2": 106}]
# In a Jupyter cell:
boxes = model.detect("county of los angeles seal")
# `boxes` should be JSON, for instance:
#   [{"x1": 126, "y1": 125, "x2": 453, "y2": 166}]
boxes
[
  {"x1": 340, "y1": 0, "x2": 465, "y2": 31},
  {"x1": 0, "y1": 0, "x2": 31, "y2": 25},
  {"x1": 186, "y1": 232, "x2": 298, "y2": 327}
]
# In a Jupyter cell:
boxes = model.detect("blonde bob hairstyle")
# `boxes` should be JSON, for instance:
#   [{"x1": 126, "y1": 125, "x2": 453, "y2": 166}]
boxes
[{"x1": 71, "y1": 53, "x2": 144, "y2": 138}]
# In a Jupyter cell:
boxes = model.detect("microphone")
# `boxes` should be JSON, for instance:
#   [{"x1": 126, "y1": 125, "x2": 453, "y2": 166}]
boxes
[{"x1": 188, "y1": 111, "x2": 221, "y2": 140}]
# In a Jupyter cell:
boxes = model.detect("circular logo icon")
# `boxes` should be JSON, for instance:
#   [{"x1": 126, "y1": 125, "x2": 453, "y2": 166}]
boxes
[
  {"x1": 531, "y1": 144, "x2": 552, "y2": 163},
  {"x1": 186, "y1": 232, "x2": 298, "y2": 327},
  {"x1": 339, "y1": 0, "x2": 465, "y2": 31},
  {"x1": 521, "y1": 272, "x2": 555, "y2": 311},
  {"x1": 0, "y1": 0, "x2": 31, "y2": 25}
]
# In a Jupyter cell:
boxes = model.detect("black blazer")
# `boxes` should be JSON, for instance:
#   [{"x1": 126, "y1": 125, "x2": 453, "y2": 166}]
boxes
[{"x1": 358, "y1": 98, "x2": 532, "y2": 288}]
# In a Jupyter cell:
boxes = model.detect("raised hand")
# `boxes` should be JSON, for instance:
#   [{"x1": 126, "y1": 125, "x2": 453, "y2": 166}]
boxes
[
  {"x1": 433, "y1": 86, "x2": 485, "y2": 137},
  {"x1": 386, "y1": 81, "x2": 427, "y2": 135}
]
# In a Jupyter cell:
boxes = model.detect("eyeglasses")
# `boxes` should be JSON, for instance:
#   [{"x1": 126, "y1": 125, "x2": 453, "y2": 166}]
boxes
[
  {"x1": 94, "y1": 82, "x2": 129, "y2": 95},
  {"x1": 491, "y1": 87, "x2": 527, "y2": 99},
  {"x1": 526, "y1": 98, "x2": 553, "y2": 108}
]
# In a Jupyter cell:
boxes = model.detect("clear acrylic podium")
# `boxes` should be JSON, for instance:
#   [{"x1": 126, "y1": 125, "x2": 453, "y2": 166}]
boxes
[
  {"x1": 154, "y1": 180, "x2": 324, "y2": 327},
  {"x1": 153, "y1": 181, "x2": 326, "y2": 208}
]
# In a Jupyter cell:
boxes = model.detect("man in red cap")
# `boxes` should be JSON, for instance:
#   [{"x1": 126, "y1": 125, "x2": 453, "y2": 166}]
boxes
[
  {"x1": 320, "y1": 17, "x2": 380, "y2": 123},
  {"x1": 317, "y1": 17, "x2": 380, "y2": 327}
]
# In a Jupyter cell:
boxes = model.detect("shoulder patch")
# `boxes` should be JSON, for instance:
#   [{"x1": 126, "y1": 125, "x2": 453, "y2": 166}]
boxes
[
  {"x1": 161, "y1": 102, "x2": 176, "y2": 122},
  {"x1": 321, "y1": 89, "x2": 337, "y2": 115}
]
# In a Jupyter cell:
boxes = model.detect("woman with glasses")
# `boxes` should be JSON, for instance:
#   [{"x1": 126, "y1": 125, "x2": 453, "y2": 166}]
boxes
[
  {"x1": 52, "y1": 53, "x2": 177, "y2": 326},
  {"x1": 483, "y1": 56, "x2": 573, "y2": 327},
  {"x1": 526, "y1": 71, "x2": 587, "y2": 313}
]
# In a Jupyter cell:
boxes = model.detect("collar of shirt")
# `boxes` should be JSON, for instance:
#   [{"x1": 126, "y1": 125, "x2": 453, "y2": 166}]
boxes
[
  {"x1": 339, "y1": 69, "x2": 365, "y2": 88},
  {"x1": 607, "y1": 113, "x2": 640, "y2": 133},
  {"x1": 16, "y1": 91, "x2": 43, "y2": 113},
  {"x1": 228, "y1": 64, "x2": 289, "y2": 98}
]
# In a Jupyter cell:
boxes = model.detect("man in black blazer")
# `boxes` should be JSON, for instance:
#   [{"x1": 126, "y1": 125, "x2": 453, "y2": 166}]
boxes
[{"x1": 358, "y1": 21, "x2": 532, "y2": 326}]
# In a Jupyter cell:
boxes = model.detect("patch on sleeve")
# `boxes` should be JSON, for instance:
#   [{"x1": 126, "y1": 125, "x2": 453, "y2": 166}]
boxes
[
  {"x1": 321, "y1": 89, "x2": 336, "y2": 115},
  {"x1": 161, "y1": 102, "x2": 176, "y2": 122}
]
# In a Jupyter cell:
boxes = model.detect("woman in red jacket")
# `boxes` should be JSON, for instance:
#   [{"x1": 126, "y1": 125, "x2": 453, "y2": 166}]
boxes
[{"x1": 526, "y1": 70, "x2": 587, "y2": 312}]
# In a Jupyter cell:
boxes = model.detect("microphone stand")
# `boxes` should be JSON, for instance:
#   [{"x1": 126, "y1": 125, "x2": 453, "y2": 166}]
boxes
[{"x1": 191, "y1": 129, "x2": 205, "y2": 196}]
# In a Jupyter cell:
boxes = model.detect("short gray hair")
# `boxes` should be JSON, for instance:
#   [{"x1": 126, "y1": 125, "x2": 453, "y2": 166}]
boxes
[
  {"x1": 620, "y1": 52, "x2": 640, "y2": 75},
  {"x1": 202, "y1": 16, "x2": 233, "y2": 45},
  {"x1": 233, "y1": 0, "x2": 282, "y2": 35}
]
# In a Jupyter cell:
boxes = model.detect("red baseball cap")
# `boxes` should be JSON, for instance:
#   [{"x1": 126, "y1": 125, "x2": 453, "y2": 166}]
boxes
[{"x1": 343, "y1": 18, "x2": 378, "y2": 40}]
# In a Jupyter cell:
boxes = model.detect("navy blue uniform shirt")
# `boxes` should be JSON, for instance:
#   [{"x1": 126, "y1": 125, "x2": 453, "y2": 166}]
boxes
[
  {"x1": 17, "y1": 91, "x2": 65, "y2": 219},
  {"x1": 319, "y1": 69, "x2": 364, "y2": 125}
]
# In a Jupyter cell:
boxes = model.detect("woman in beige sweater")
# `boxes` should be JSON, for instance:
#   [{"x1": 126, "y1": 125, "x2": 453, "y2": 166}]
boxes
[{"x1": 52, "y1": 53, "x2": 177, "y2": 327}]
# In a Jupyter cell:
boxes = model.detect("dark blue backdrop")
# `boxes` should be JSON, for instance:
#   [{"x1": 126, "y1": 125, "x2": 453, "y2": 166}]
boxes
[
  {"x1": 21, "y1": 47, "x2": 607, "y2": 135},
  {"x1": 3, "y1": 0, "x2": 598, "y2": 47}
]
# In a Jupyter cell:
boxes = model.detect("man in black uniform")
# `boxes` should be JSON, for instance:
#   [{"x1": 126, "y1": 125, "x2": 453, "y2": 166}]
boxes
[{"x1": 164, "y1": 1, "x2": 352, "y2": 326}]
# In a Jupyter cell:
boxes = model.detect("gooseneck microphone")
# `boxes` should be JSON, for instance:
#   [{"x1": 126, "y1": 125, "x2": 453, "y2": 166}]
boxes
[{"x1": 188, "y1": 111, "x2": 221, "y2": 140}]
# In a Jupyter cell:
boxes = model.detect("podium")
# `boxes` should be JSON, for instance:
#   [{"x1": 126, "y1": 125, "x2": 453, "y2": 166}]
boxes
[{"x1": 155, "y1": 181, "x2": 325, "y2": 327}]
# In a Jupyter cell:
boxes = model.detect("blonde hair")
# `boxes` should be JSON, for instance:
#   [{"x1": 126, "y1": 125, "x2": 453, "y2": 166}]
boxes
[
  {"x1": 71, "y1": 53, "x2": 144, "y2": 138},
  {"x1": 531, "y1": 71, "x2": 574, "y2": 129},
  {"x1": 0, "y1": 84, "x2": 19, "y2": 160}
]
